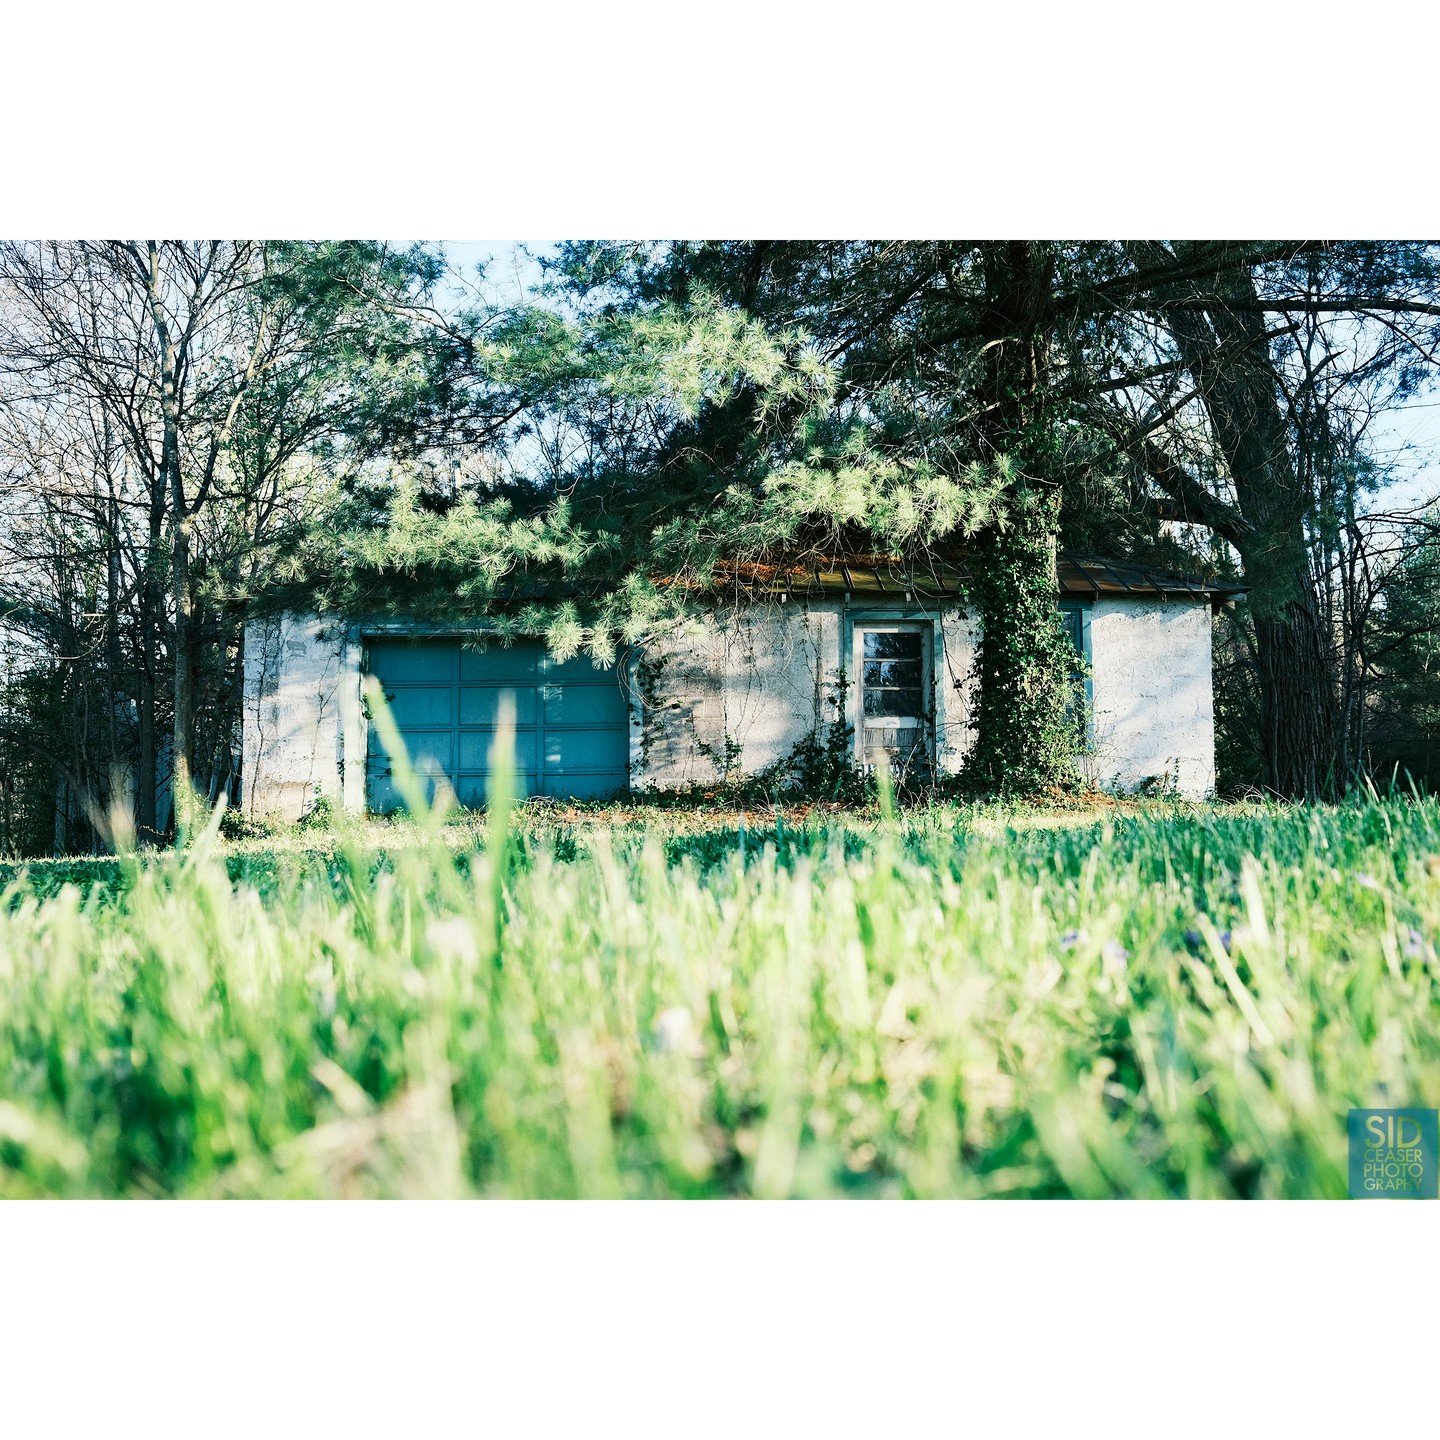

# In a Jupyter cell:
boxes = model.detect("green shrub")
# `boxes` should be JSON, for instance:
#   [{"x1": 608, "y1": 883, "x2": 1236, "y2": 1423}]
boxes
[
  {"x1": 297, "y1": 795, "x2": 337, "y2": 831},
  {"x1": 219, "y1": 808, "x2": 277, "y2": 842}
]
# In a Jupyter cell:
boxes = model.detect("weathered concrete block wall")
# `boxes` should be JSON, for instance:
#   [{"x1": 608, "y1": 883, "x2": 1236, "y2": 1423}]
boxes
[
  {"x1": 1086, "y1": 597, "x2": 1215, "y2": 798},
  {"x1": 633, "y1": 616, "x2": 734, "y2": 789},
  {"x1": 721, "y1": 604, "x2": 841, "y2": 773},
  {"x1": 639, "y1": 604, "x2": 847, "y2": 786},
  {"x1": 639, "y1": 600, "x2": 979, "y2": 786},
  {"x1": 242, "y1": 614, "x2": 357, "y2": 820}
]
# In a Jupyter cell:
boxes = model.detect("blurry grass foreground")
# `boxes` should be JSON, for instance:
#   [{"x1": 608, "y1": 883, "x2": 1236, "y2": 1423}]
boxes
[{"x1": 0, "y1": 781, "x2": 1438, "y2": 1196}]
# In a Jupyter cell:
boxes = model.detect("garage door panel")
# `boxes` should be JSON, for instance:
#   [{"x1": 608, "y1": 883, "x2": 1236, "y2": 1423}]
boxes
[
  {"x1": 365, "y1": 636, "x2": 629, "y2": 811},
  {"x1": 541, "y1": 683, "x2": 628, "y2": 726},
  {"x1": 382, "y1": 686, "x2": 455, "y2": 728},
  {"x1": 460, "y1": 686, "x2": 538, "y2": 727},
  {"x1": 545, "y1": 770, "x2": 626, "y2": 800},
  {"x1": 455, "y1": 771, "x2": 535, "y2": 806},
  {"x1": 367, "y1": 773, "x2": 403, "y2": 813},
  {"x1": 368, "y1": 769, "x2": 451, "y2": 814},
  {"x1": 401, "y1": 732, "x2": 455, "y2": 773},
  {"x1": 542, "y1": 728, "x2": 630, "y2": 772},
  {"x1": 366, "y1": 729, "x2": 454, "y2": 767},
  {"x1": 545, "y1": 653, "x2": 615, "y2": 681},
  {"x1": 457, "y1": 729, "x2": 538, "y2": 772},
  {"x1": 460, "y1": 646, "x2": 539, "y2": 683},
  {"x1": 368, "y1": 640, "x2": 457, "y2": 685}
]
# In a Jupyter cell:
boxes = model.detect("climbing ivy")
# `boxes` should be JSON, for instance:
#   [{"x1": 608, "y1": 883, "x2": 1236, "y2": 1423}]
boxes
[
  {"x1": 762, "y1": 722, "x2": 864, "y2": 802},
  {"x1": 962, "y1": 489, "x2": 1083, "y2": 796}
]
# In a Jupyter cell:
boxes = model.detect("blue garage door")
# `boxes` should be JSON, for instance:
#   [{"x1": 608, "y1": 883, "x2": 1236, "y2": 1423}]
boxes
[{"x1": 365, "y1": 638, "x2": 630, "y2": 811}]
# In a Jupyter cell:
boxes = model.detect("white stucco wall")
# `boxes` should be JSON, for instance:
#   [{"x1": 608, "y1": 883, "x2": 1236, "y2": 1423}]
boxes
[
  {"x1": 239, "y1": 595, "x2": 1217, "y2": 816},
  {"x1": 933, "y1": 606, "x2": 979, "y2": 770},
  {"x1": 242, "y1": 613, "x2": 358, "y2": 820},
  {"x1": 1085, "y1": 597, "x2": 1215, "y2": 798}
]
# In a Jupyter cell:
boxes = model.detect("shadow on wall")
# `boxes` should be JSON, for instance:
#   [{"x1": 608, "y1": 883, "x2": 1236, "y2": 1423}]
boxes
[{"x1": 641, "y1": 609, "x2": 841, "y2": 787}]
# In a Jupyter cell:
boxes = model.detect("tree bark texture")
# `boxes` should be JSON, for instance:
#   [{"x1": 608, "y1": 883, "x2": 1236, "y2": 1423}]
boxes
[{"x1": 1150, "y1": 248, "x2": 1338, "y2": 797}]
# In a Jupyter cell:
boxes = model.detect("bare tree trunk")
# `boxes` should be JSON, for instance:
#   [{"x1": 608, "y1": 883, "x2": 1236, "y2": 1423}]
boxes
[
  {"x1": 1251, "y1": 578, "x2": 1337, "y2": 797},
  {"x1": 103, "y1": 451, "x2": 124, "y2": 783},
  {"x1": 53, "y1": 776, "x2": 69, "y2": 855},
  {"x1": 141, "y1": 242, "x2": 195, "y2": 834},
  {"x1": 133, "y1": 485, "x2": 165, "y2": 840},
  {"x1": 135, "y1": 663, "x2": 157, "y2": 839},
  {"x1": 172, "y1": 544, "x2": 194, "y2": 824},
  {"x1": 1151, "y1": 249, "x2": 1340, "y2": 798}
]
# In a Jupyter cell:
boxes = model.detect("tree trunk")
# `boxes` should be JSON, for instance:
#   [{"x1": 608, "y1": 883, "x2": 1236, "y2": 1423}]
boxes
[
  {"x1": 135, "y1": 659, "x2": 157, "y2": 840},
  {"x1": 1150, "y1": 246, "x2": 1340, "y2": 798},
  {"x1": 133, "y1": 483, "x2": 165, "y2": 842},
  {"x1": 963, "y1": 242, "x2": 1079, "y2": 794},
  {"x1": 966, "y1": 500, "x2": 1078, "y2": 793},
  {"x1": 1228, "y1": 468, "x2": 1338, "y2": 801},
  {"x1": 171, "y1": 531, "x2": 194, "y2": 830},
  {"x1": 1249, "y1": 574, "x2": 1337, "y2": 797},
  {"x1": 142, "y1": 242, "x2": 195, "y2": 836},
  {"x1": 53, "y1": 775, "x2": 70, "y2": 856}
]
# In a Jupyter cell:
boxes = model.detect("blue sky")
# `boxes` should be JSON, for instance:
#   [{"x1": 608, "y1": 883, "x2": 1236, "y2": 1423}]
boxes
[
  {"x1": 437, "y1": 240, "x2": 551, "y2": 306},
  {"x1": 1364, "y1": 398, "x2": 1440, "y2": 512}
]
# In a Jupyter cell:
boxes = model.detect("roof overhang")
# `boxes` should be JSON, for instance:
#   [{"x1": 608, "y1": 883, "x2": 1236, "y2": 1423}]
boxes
[{"x1": 702, "y1": 552, "x2": 1248, "y2": 610}]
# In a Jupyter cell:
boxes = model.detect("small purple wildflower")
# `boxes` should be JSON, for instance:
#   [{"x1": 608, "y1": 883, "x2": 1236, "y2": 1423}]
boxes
[
  {"x1": 1060, "y1": 928, "x2": 1087, "y2": 951},
  {"x1": 1102, "y1": 939, "x2": 1130, "y2": 980},
  {"x1": 1404, "y1": 927, "x2": 1426, "y2": 959},
  {"x1": 1183, "y1": 925, "x2": 1232, "y2": 955}
]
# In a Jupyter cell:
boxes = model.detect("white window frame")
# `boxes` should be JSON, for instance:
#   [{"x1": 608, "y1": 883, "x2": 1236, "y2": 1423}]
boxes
[{"x1": 851, "y1": 620, "x2": 934, "y2": 772}]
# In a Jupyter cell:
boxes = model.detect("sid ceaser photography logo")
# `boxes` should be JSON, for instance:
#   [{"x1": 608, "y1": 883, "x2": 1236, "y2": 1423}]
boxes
[{"x1": 1348, "y1": 1109, "x2": 1439, "y2": 1199}]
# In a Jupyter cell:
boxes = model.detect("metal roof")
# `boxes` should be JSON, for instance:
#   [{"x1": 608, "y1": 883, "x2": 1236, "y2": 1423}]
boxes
[
  {"x1": 706, "y1": 553, "x2": 1247, "y2": 607},
  {"x1": 385, "y1": 553, "x2": 1248, "y2": 613}
]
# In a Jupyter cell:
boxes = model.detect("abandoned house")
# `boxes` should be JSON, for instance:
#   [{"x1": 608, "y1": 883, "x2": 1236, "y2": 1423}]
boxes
[{"x1": 239, "y1": 555, "x2": 1245, "y2": 817}]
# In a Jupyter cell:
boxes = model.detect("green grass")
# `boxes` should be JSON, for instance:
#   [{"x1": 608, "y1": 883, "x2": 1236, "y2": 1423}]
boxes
[{"x1": 0, "y1": 795, "x2": 1437, "y2": 1197}]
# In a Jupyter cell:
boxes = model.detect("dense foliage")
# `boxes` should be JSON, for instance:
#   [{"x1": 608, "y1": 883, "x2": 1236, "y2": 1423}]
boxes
[
  {"x1": 1368, "y1": 528, "x2": 1440, "y2": 788},
  {"x1": 5, "y1": 239, "x2": 1440, "y2": 851},
  {"x1": 0, "y1": 241, "x2": 447, "y2": 849}
]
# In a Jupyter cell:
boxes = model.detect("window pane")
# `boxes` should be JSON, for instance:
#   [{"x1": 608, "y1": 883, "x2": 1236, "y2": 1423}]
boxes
[
  {"x1": 863, "y1": 631, "x2": 922, "y2": 660},
  {"x1": 863, "y1": 659, "x2": 921, "y2": 687},
  {"x1": 863, "y1": 686, "x2": 924, "y2": 718},
  {"x1": 863, "y1": 727, "x2": 926, "y2": 761},
  {"x1": 1061, "y1": 609, "x2": 1083, "y2": 654}
]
